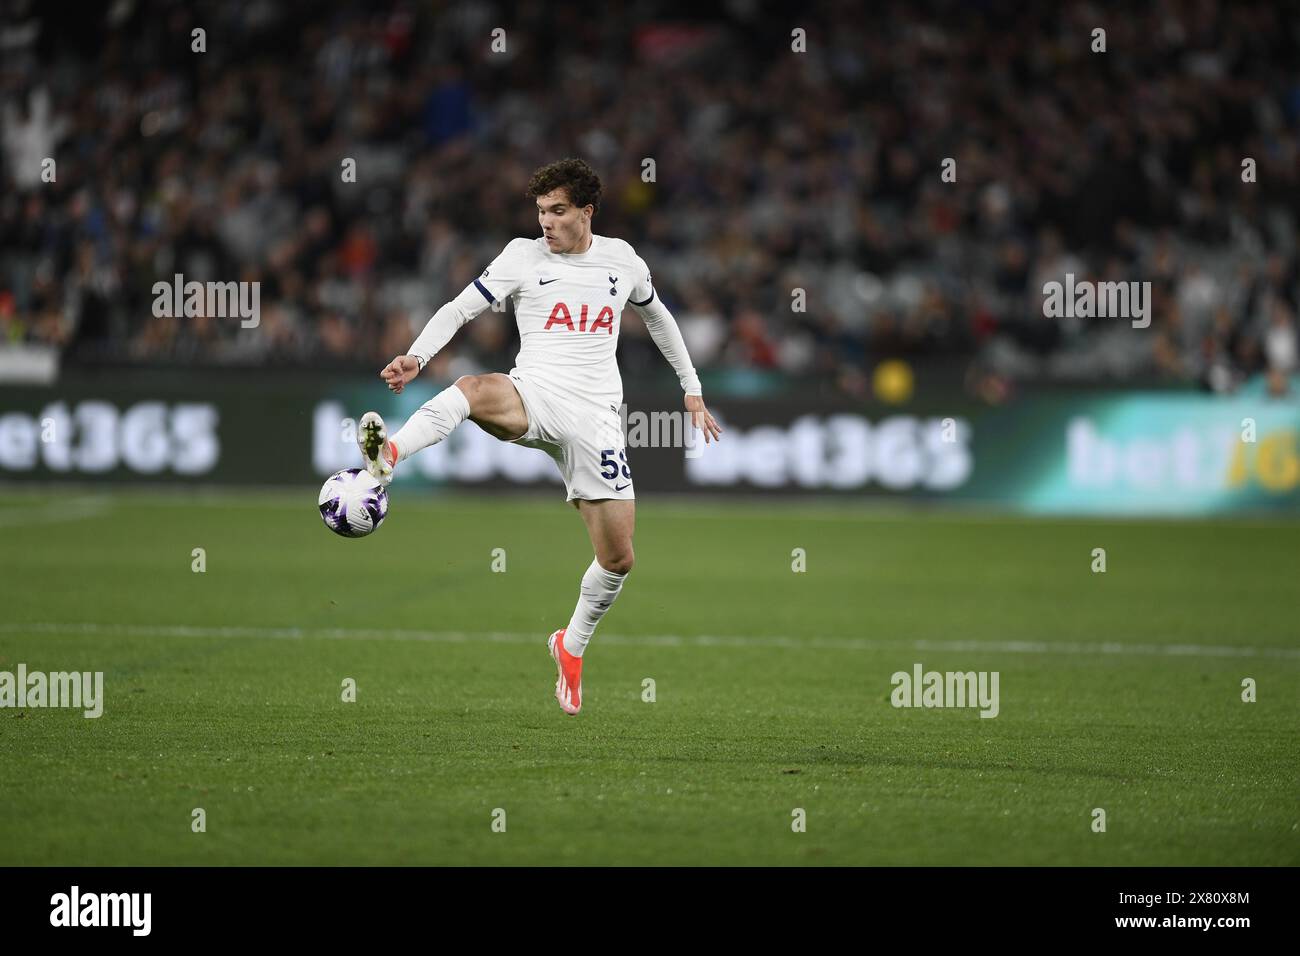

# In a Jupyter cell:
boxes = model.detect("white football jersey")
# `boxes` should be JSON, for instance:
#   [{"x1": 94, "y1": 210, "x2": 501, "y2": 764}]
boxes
[{"x1": 473, "y1": 235, "x2": 653, "y2": 407}]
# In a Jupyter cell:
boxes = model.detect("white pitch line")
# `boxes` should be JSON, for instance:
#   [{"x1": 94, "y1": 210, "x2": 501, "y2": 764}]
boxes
[
  {"x1": 1, "y1": 622, "x2": 1297, "y2": 660},
  {"x1": 0, "y1": 498, "x2": 112, "y2": 528}
]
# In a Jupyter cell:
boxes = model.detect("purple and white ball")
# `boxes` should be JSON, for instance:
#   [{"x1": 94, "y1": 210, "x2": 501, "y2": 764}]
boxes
[{"x1": 318, "y1": 468, "x2": 389, "y2": 538}]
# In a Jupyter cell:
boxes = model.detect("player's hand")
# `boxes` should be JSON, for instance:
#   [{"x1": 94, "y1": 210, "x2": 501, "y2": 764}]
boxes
[
  {"x1": 685, "y1": 393, "x2": 722, "y2": 444},
  {"x1": 380, "y1": 355, "x2": 421, "y2": 393}
]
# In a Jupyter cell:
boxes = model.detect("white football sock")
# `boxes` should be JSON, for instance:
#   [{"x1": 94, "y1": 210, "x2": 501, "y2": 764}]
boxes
[
  {"x1": 563, "y1": 558, "x2": 628, "y2": 657},
  {"x1": 389, "y1": 383, "x2": 471, "y2": 463}
]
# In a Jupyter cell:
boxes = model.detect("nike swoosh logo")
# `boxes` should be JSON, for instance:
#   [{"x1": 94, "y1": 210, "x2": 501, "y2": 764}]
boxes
[
  {"x1": 614, "y1": 482, "x2": 630, "y2": 491},
  {"x1": 538, "y1": 277, "x2": 560, "y2": 285}
]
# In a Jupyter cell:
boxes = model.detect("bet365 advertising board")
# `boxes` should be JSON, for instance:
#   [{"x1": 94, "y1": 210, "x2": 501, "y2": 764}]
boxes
[{"x1": 2, "y1": 371, "x2": 1297, "y2": 515}]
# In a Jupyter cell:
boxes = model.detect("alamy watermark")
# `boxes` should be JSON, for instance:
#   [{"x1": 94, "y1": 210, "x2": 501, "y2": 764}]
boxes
[
  {"x1": 152, "y1": 273, "x2": 260, "y2": 328},
  {"x1": 50, "y1": 886, "x2": 150, "y2": 935},
  {"x1": 1042, "y1": 273, "x2": 1151, "y2": 329},
  {"x1": 599, "y1": 404, "x2": 705, "y2": 458},
  {"x1": 890, "y1": 663, "x2": 999, "y2": 718},
  {"x1": 0, "y1": 663, "x2": 103, "y2": 718}
]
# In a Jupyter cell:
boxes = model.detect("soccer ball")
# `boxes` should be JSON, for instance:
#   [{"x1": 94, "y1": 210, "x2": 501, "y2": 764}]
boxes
[{"x1": 318, "y1": 468, "x2": 389, "y2": 538}]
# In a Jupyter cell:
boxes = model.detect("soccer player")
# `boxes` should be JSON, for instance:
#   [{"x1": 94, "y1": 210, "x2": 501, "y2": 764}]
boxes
[{"x1": 357, "y1": 158, "x2": 722, "y2": 716}]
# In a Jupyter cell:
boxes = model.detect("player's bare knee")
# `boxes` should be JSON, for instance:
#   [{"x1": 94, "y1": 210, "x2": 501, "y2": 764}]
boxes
[
  {"x1": 456, "y1": 374, "x2": 497, "y2": 415},
  {"x1": 600, "y1": 549, "x2": 634, "y2": 575},
  {"x1": 453, "y1": 374, "x2": 478, "y2": 404}
]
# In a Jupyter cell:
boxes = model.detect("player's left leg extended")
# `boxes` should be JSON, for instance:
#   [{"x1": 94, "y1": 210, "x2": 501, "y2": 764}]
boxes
[
  {"x1": 358, "y1": 373, "x2": 530, "y2": 484},
  {"x1": 548, "y1": 498, "x2": 635, "y2": 715}
]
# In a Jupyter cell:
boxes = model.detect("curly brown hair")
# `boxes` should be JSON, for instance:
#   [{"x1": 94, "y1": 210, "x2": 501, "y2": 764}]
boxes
[{"x1": 525, "y1": 158, "x2": 603, "y2": 216}]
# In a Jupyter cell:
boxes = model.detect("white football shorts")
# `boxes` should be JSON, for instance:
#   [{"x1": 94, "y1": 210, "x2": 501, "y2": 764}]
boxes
[{"x1": 505, "y1": 369, "x2": 635, "y2": 505}]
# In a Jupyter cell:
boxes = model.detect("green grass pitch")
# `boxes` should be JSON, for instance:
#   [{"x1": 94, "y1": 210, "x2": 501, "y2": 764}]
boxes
[{"x1": 0, "y1": 488, "x2": 1296, "y2": 865}]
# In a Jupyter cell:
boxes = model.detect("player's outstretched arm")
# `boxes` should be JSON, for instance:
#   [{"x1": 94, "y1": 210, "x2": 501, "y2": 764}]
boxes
[
  {"x1": 684, "y1": 393, "x2": 722, "y2": 445},
  {"x1": 380, "y1": 294, "x2": 480, "y2": 394},
  {"x1": 378, "y1": 297, "x2": 469, "y2": 394},
  {"x1": 381, "y1": 240, "x2": 527, "y2": 394},
  {"x1": 380, "y1": 355, "x2": 421, "y2": 393},
  {"x1": 628, "y1": 275, "x2": 722, "y2": 444}
]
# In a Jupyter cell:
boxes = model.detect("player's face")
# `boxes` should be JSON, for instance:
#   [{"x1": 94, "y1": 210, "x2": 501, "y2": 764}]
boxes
[{"x1": 537, "y1": 189, "x2": 591, "y2": 253}]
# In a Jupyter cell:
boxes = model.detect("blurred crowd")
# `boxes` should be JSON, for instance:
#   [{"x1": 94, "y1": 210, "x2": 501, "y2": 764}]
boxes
[{"x1": 1, "y1": 0, "x2": 1298, "y2": 397}]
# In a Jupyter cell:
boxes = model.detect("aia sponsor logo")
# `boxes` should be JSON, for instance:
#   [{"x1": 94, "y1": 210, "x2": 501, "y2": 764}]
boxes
[{"x1": 543, "y1": 302, "x2": 615, "y2": 334}]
